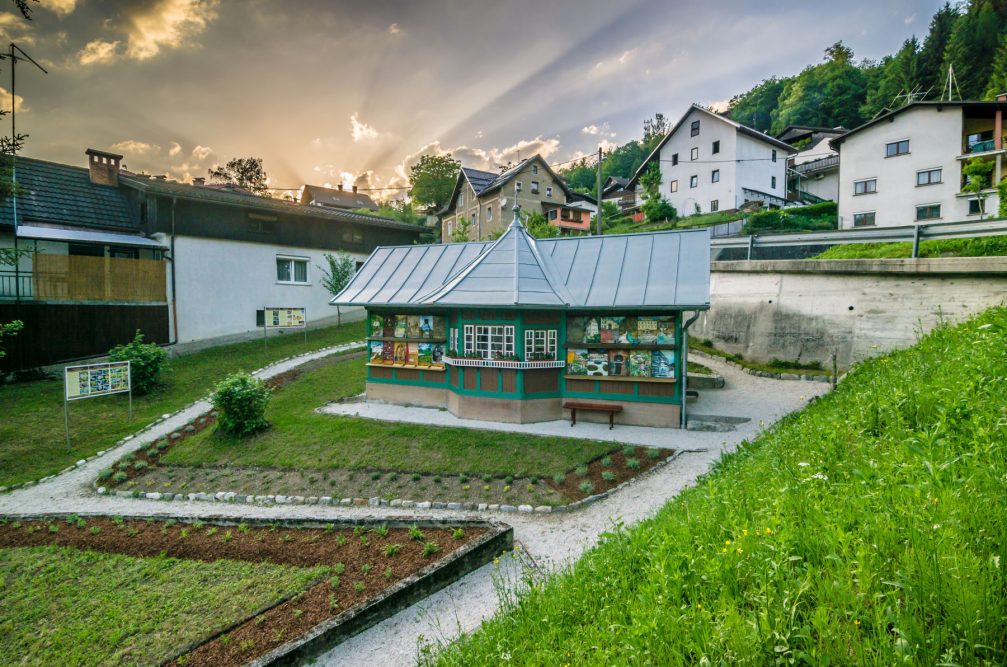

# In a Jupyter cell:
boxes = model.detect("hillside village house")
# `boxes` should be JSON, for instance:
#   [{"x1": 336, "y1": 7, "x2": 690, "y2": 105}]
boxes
[
  {"x1": 333, "y1": 206, "x2": 710, "y2": 428},
  {"x1": 300, "y1": 183, "x2": 379, "y2": 212},
  {"x1": 832, "y1": 97, "x2": 1006, "y2": 229},
  {"x1": 777, "y1": 125, "x2": 845, "y2": 203},
  {"x1": 0, "y1": 149, "x2": 421, "y2": 371},
  {"x1": 629, "y1": 104, "x2": 795, "y2": 215},
  {"x1": 439, "y1": 155, "x2": 593, "y2": 240}
]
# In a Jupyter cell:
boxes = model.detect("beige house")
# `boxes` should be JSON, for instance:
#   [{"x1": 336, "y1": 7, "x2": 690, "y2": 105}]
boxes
[{"x1": 439, "y1": 155, "x2": 590, "y2": 241}]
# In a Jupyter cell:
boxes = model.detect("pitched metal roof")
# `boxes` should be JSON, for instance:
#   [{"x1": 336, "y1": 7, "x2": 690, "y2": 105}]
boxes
[
  {"x1": 461, "y1": 167, "x2": 498, "y2": 194},
  {"x1": 300, "y1": 184, "x2": 379, "y2": 211},
  {"x1": 332, "y1": 211, "x2": 710, "y2": 310},
  {"x1": 0, "y1": 157, "x2": 135, "y2": 231},
  {"x1": 830, "y1": 100, "x2": 1007, "y2": 149}
]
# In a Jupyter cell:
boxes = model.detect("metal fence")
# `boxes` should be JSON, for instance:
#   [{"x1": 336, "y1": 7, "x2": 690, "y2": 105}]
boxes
[
  {"x1": 710, "y1": 217, "x2": 1007, "y2": 261},
  {"x1": 0, "y1": 272, "x2": 32, "y2": 299}
]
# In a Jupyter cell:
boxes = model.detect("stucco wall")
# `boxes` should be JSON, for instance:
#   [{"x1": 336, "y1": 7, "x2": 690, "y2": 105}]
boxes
[{"x1": 694, "y1": 258, "x2": 1007, "y2": 369}]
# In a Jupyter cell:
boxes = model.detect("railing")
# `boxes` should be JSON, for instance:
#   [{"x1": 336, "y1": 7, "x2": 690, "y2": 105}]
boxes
[
  {"x1": 793, "y1": 154, "x2": 839, "y2": 174},
  {"x1": 0, "y1": 271, "x2": 33, "y2": 299},
  {"x1": 710, "y1": 217, "x2": 1007, "y2": 260},
  {"x1": 967, "y1": 139, "x2": 997, "y2": 154},
  {"x1": 2, "y1": 255, "x2": 166, "y2": 302},
  {"x1": 445, "y1": 357, "x2": 566, "y2": 369}
]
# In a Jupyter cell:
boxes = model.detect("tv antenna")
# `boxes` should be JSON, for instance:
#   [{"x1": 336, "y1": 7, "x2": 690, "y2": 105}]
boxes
[{"x1": 941, "y1": 63, "x2": 961, "y2": 101}]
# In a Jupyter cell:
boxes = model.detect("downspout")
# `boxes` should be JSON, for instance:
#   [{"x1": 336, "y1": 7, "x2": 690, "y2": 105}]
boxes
[
  {"x1": 170, "y1": 196, "x2": 179, "y2": 344},
  {"x1": 680, "y1": 310, "x2": 701, "y2": 429}
]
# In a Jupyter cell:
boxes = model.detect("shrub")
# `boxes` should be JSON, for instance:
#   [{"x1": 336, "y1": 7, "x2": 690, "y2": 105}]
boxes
[
  {"x1": 621, "y1": 445, "x2": 636, "y2": 457},
  {"x1": 552, "y1": 473, "x2": 566, "y2": 485},
  {"x1": 421, "y1": 542, "x2": 441, "y2": 558},
  {"x1": 107, "y1": 330, "x2": 168, "y2": 395},
  {"x1": 578, "y1": 481, "x2": 594, "y2": 494},
  {"x1": 646, "y1": 448, "x2": 661, "y2": 459},
  {"x1": 574, "y1": 465, "x2": 589, "y2": 478},
  {"x1": 409, "y1": 525, "x2": 425, "y2": 541},
  {"x1": 626, "y1": 458, "x2": 641, "y2": 470},
  {"x1": 112, "y1": 472, "x2": 128, "y2": 484},
  {"x1": 452, "y1": 528, "x2": 465, "y2": 540},
  {"x1": 98, "y1": 468, "x2": 114, "y2": 481},
  {"x1": 600, "y1": 456, "x2": 613, "y2": 467},
  {"x1": 212, "y1": 372, "x2": 271, "y2": 437},
  {"x1": 602, "y1": 471, "x2": 617, "y2": 482},
  {"x1": 384, "y1": 543, "x2": 401, "y2": 557}
]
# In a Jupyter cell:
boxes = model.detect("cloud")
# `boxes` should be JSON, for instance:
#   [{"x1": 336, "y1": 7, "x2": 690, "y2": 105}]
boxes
[
  {"x1": 387, "y1": 23, "x2": 401, "y2": 35},
  {"x1": 582, "y1": 124, "x2": 600, "y2": 135},
  {"x1": 168, "y1": 142, "x2": 182, "y2": 156},
  {"x1": 120, "y1": 0, "x2": 219, "y2": 61},
  {"x1": 581, "y1": 123, "x2": 616, "y2": 137},
  {"x1": 707, "y1": 98, "x2": 731, "y2": 113},
  {"x1": 0, "y1": 87, "x2": 27, "y2": 113},
  {"x1": 904, "y1": 13, "x2": 915, "y2": 24},
  {"x1": 0, "y1": 11, "x2": 35, "y2": 44},
  {"x1": 77, "y1": 39, "x2": 120, "y2": 66},
  {"x1": 110, "y1": 139, "x2": 160, "y2": 155},
  {"x1": 191, "y1": 145, "x2": 213, "y2": 160},
  {"x1": 392, "y1": 136, "x2": 562, "y2": 190},
  {"x1": 43, "y1": 0, "x2": 78, "y2": 17},
  {"x1": 350, "y1": 113, "x2": 380, "y2": 142}
]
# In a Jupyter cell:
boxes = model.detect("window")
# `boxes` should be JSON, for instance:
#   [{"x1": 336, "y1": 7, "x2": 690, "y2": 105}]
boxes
[
  {"x1": 524, "y1": 329, "x2": 557, "y2": 361},
  {"x1": 516, "y1": 181, "x2": 522, "y2": 193},
  {"x1": 447, "y1": 221, "x2": 454, "y2": 235},
  {"x1": 546, "y1": 186, "x2": 553, "y2": 197},
  {"x1": 712, "y1": 140, "x2": 720, "y2": 154},
  {"x1": 458, "y1": 192, "x2": 464, "y2": 206},
  {"x1": 854, "y1": 178, "x2": 877, "y2": 195},
  {"x1": 532, "y1": 164, "x2": 539, "y2": 175},
  {"x1": 463, "y1": 324, "x2": 515, "y2": 359},
  {"x1": 690, "y1": 175, "x2": 698, "y2": 188},
  {"x1": 109, "y1": 246, "x2": 139, "y2": 260},
  {"x1": 355, "y1": 261, "x2": 364, "y2": 271},
  {"x1": 548, "y1": 209, "x2": 558, "y2": 220},
  {"x1": 710, "y1": 200, "x2": 719, "y2": 212},
  {"x1": 486, "y1": 205, "x2": 493, "y2": 221},
  {"x1": 276, "y1": 256, "x2": 308, "y2": 284},
  {"x1": 771, "y1": 176, "x2": 777, "y2": 189},
  {"x1": 341, "y1": 229, "x2": 363, "y2": 244},
  {"x1": 691, "y1": 147, "x2": 699, "y2": 161},
  {"x1": 671, "y1": 153, "x2": 679, "y2": 166},
  {"x1": 772, "y1": 149, "x2": 777, "y2": 163},
  {"x1": 531, "y1": 181, "x2": 540, "y2": 194},
  {"x1": 969, "y1": 199, "x2": 982, "y2": 215},
  {"x1": 916, "y1": 204, "x2": 941, "y2": 221},
  {"x1": 853, "y1": 212, "x2": 876, "y2": 227},
  {"x1": 691, "y1": 120, "x2": 700, "y2": 137},
  {"x1": 916, "y1": 168, "x2": 942, "y2": 186},
  {"x1": 711, "y1": 169, "x2": 720, "y2": 183},
  {"x1": 886, "y1": 139, "x2": 910, "y2": 157},
  {"x1": 670, "y1": 180, "x2": 678, "y2": 193}
]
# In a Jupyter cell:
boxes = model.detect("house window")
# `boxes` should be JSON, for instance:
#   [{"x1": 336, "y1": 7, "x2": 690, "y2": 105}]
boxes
[
  {"x1": 712, "y1": 140, "x2": 720, "y2": 154},
  {"x1": 771, "y1": 149, "x2": 777, "y2": 163},
  {"x1": 548, "y1": 209, "x2": 558, "y2": 220},
  {"x1": 524, "y1": 329, "x2": 557, "y2": 361},
  {"x1": 916, "y1": 168, "x2": 942, "y2": 186},
  {"x1": 690, "y1": 175, "x2": 698, "y2": 188},
  {"x1": 711, "y1": 169, "x2": 720, "y2": 183},
  {"x1": 276, "y1": 256, "x2": 309, "y2": 284},
  {"x1": 546, "y1": 186, "x2": 553, "y2": 197},
  {"x1": 671, "y1": 153, "x2": 679, "y2": 166},
  {"x1": 447, "y1": 221, "x2": 454, "y2": 235},
  {"x1": 463, "y1": 324, "x2": 515, "y2": 359},
  {"x1": 341, "y1": 229, "x2": 363, "y2": 244},
  {"x1": 486, "y1": 205, "x2": 493, "y2": 221},
  {"x1": 886, "y1": 139, "x2": 910, "y2": 157},
  {"x1": 854, "y1": 178, "x2": 877, "y2": 195},
  {"x1": 516, "y1": 182, "x2": 522, "y2": 193},
  {"x1": 532, "y1": 164, "x2": 539, "y2": 175},
  {"x1": 531, "y1": 181, "x2": 540, "y2": 194},
  {"x1": 711, "y1": 200, "x2": 719, "y2": 212},
  {"x1": 968, "y1": 199, "x2": 982, "y2": 215},
  {"x1": 853, "y1": 212, "x2": 876, "y2": 227},
  {"x1": 916, "y1": 204, "x2": 941, "y2": 221},
  {"x1": 771, "y1": 176, "x2": 777, "y2": 189},
  {"x1": 691, "y1": 147, "x2": 699, "y2": 161},
  {"x1": 670, "y1": 180, "x2": 678, "y2": 193},
  {"x1": 690, "y1": 120, "x2": 700, "y2": 137},
  {"x1": 458, "y1": 192, "x2": 464, "y2": 206}
]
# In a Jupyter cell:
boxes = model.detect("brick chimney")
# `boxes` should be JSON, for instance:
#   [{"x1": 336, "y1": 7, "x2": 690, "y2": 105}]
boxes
[
  {"x1": 352, "y1": 185, "x2": 358, "y2": 193},
  {"x1": 337, "y1": 184, "x2": 344, "y2": 191},
  {"x1": 192, "y1": 177, "x2": 205, "y2": 186},
  {"x1": 85, "y1": 149, "x2": 123, "y2": 187}
]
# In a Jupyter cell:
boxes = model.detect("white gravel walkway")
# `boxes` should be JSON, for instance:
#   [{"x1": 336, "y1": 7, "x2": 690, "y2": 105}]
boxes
[{"x1": 0, "y1": 350, "x2": 828, "y2": 667}]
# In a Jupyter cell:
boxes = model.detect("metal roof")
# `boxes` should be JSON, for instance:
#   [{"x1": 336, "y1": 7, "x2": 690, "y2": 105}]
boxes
[
  {"x1": 16, "y1": 224, "x2": 167, "y2": 248},
  {"x1": 300, "y1": 184, "x2": 379, "y2": 211},
  {"x1": 332, "y1": 210, "x2": 710, "y2": 310}
]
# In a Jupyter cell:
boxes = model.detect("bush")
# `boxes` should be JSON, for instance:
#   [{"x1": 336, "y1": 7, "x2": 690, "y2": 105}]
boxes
[
  {"x1": 108, "y1": 330, "x2": 168, "y2": 395},
  {"x1": 212, "y1": 372, "x2": 271, "y2": 437},
  {"x1": 741, "y1": 201, "x2": 838, "y2": 235}
]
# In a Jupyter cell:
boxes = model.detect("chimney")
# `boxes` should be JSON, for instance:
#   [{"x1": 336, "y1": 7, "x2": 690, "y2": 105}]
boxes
[
  {"x1": 996, "y1": 94, "x2": 1005, "y2": 150},
  {"x1": 997, "y1": 93, "x2": 1006, "y2": 102},
  {"x1": 85, "y1": 148, "x2": 123, "y2": 187},
  {"x1": 352, "y1": 185, "x2": 358, "y2": 193},
  {"x1": 337, "y1": 184, "x2": 344, "y2": 191},
  {"x1": 192, "y1": 177, "x2": 205, "y2": 186},
  {"x1": 153, "y1": 174, "x2": 166, "y2": 181}
]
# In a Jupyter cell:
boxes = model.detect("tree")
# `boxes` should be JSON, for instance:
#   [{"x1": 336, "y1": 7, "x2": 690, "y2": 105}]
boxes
[
  {"x1": 824, "y1": 41, "x2": 855, "y2": 66},
  {"x1": 0, "y1": 319, "x2": 22, "y2": 361},
  {"x1": 450, "y1": 216, "x2": 472, "y2": 243},
  {"x1": 317, "y1": 251, "x2": 357, "y2": 327},
  {"x1": 918, "y1": 3, "x2": 961, "y2": 95},
  {"x1": 728, "y1": 77, "x2": 789, "y2": 133},
  {"x1": 642, "y1": 113, "x2": 670, "y2": 153},
  {"x1": 984, "y1": 30, "x2": 1007, "y2": 98},
  {"x1": 523, "y1": 211, "x2": 560, "y2": 239},
  {"x1": 592, "y1": 201, "x2": 630, "y2": 231},
  {"x1": 962, "y1": 158, "x2": 995, "y2": 218},
  {"x1": 862, "y1": 37, "x2": 921, "y2": 118},
  {"x1": 208, "y1": 157, "x2": 269, "y2": 195},
  {"x1": 409, "y1": 154, "x2": 460, "y2": 210},
  {"x1": 638, "y1": 163, "x2": 677, "y2": 224},
  {"x1": 941, "y1": 1, "x2": 1006, "y2": 99}
]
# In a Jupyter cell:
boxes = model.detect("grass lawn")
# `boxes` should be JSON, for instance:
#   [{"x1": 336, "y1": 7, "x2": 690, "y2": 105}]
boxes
[
  {"x1": 814, "y1": 234, "x2": 1007, "y2": 260},
  {"x1": 0, "y1": 544, "x2": 327, "y2": 666},
  {"x1": 162, "y1": 356, "x2": 614, "y2": 478},
  {"x1": 429, "y1": 308, "x2": 1007, "y2": 665},
  {"x1": 0, "y1": 321, "x2": 364, "y2": 488}
]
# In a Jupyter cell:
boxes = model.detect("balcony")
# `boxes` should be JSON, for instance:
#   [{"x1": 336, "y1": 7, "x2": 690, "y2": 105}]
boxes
[{"x1": 0, "y1": 253, "x2": 166, "y2": 303}]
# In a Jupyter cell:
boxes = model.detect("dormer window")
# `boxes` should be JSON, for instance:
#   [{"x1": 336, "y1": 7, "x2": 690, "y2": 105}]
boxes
[
  {"x1": 532, "y1": 164, "x2": 539, "y2": 175},
  {"x1": 458, "y1": 192, "x2": 464, "y2": 206}
]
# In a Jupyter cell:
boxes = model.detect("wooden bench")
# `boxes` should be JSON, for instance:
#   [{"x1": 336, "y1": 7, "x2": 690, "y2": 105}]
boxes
[{"x1": 563, "y1": 401, "x2": 623, "y2": 430}]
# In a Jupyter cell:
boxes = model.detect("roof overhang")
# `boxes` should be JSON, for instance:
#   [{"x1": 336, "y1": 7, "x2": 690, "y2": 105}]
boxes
[{"x1": 15, "y1": 224, "x2": 168, "y2": 249}]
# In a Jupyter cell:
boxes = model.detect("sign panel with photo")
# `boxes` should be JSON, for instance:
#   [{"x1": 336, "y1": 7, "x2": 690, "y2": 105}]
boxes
[
  {"x1": 65, "y1": 361, "x2": 131, "y2": 401},
  {"x1": 264, "y1": 307, "x2": 306, "y2": 329}
]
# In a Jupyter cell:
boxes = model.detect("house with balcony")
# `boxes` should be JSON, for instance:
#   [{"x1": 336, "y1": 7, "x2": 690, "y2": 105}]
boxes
[
  {"x1": 777, "y1": 125, "x2": 845, "y2": 203},
  {"x1": 628, "y1": 104, "x2": 796, "y2": 216},
  {"x1": 439, "y1": 155, "x2": 589, "y2": 240},
  {"x1": 832, "y1": 97, "x2": 1006, "y2": 229}
]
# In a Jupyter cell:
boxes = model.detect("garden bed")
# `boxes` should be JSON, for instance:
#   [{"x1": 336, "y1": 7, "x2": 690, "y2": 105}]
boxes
[{"x1": 0, "y1": 514, "x2": 508, "y2": 666}]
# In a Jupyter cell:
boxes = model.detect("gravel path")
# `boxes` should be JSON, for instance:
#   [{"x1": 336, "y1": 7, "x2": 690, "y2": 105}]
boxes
[{"x1": 0, "y1": 350, "x2": 828, "y2": 666}]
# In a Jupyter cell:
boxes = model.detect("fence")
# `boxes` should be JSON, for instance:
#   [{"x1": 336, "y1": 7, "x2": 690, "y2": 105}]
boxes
[
  {"x1": 710, "y1": 218, "x2": 1007, "y2": 261},
  {"x1": 29, "y1": 254, "x2": 166, "y2": 303},
  {"x1": 0, "y1": 272, "x2": 32, "y2": 299}
]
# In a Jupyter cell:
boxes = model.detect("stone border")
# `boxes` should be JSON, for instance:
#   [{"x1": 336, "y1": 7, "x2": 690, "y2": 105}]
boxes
[
  {"x1": 97, "y1": 451, "x2": 684, "y2": 516},
  {"x1": 0, "y1": 512, "x2": 512, "y2": 667},
  {"x1": 690, "y1": 350, "x2": 833, "y2": 383},
  {"x1": 0, "y1": 341, "x2": 366, "y2": 495}
]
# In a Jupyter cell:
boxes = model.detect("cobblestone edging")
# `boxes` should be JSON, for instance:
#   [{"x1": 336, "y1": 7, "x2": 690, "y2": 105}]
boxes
[
  {"x1": 0, "y1": 341, "x2": 366, "y2": 495},
  {"x1": 690, "y1": 350, "x2": 833, "y2": 383},
  {"x1": 95, "y1": 451, "x2": 684, "y2": 516}
]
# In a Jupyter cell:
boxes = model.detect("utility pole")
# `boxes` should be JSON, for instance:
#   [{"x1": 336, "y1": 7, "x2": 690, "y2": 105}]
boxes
[{"x1": 595, "y1": 147, "x2": 603, "y2": 235}]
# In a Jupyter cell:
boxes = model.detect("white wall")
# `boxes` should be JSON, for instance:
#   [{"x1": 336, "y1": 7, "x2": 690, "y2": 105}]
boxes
[
  {"x1": 801, "y1": 170, "x2": 839, "y2": 202},
  {"x1": 735, "y1": 132, "x2": 788, "y2": 204},
  {"x1": 836, "y1": 106, "x2": 998, "y2": 229},
  {"x1": 163, "y1": 235, "x2": 368, "y2": 343}
]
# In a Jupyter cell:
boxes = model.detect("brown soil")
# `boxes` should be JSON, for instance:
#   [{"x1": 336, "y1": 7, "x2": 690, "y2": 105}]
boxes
[
  {"x1": 549, "y1": 445, "x2": 673, "y2": 501},
  {"x1": 0, "y1": 517, "x2": 483, "y2": 667}
]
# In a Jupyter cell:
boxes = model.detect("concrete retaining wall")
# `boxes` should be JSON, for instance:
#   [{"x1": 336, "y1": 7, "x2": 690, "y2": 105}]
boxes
[{"x1": 696, "y1": 257, "x2": 1007, "y2": 369}]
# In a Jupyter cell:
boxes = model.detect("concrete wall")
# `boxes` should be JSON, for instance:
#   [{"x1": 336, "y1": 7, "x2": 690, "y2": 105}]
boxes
[{"x1": 695, "y1": 258, "x2": 1007, "y2": 369}]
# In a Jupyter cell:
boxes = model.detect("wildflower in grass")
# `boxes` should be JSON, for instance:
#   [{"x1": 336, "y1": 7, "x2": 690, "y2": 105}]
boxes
[
  {"x1": 725, "y1": 539, "x2": 731, "y2": 546},
  {"x1": 742, "y1": 529, "x2": 748, "y2": 536},
  {"x1": 736, "y1": 548, "x2": 742, "y2": 555},
  {"x1": 764, "y1": 527, "x2": 772, "y2": 535},
  {"x1": 854, "y1": 619, "x2": 861, "y2": 627}
]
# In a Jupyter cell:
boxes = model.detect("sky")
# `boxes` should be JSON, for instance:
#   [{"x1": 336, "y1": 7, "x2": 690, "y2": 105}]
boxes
[{"x1": 1, "y1": 0, "x2": 947, "y2": 201}]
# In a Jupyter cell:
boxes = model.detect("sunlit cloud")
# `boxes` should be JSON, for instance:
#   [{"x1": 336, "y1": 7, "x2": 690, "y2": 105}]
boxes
[
  {"x1": 191, "y1": 145, "x2": 213, "y2": 160},
  {"x1": 77, "y1": 39, "x2": 119, "y2": 66},
  {"x1": 708, "y1": 99, "x2": 731, "y2": 113},
  {"x1": 121, "y1": 0, "x2": 219, "y2": 60},
  {"x1": 0, "y1": 11, "x2": 35, "y2": 44},
  {"x1": 110, "y1": 139, "x2": 160, "y2": 155},
  {"x1": 350, "y1": 113, "x2": 380, "y2": 142},
  {"x1": 0, "y1": 87, "x2": 27, "y2": 113},
  {"x1": 387, "y1": 23, "x2": 401, "y2": 35},
  {"x1": 42, "y1": 0, "x2": 78, "y2": 17},
  {"x1": 168, "y1": 142, "x2": 182, "y2": 157}
]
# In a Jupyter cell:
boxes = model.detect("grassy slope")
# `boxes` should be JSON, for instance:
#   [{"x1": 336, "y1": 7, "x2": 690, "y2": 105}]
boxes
[
  {"x1": 0, "y1": 321, "x2": 364, "y2": 488},
  {"x1": 0, "y1": 544, "x2": 327, "y2": 666},
  {"x1": 163, "y1": 356, "x2": 614, "y2": 478},
  {"x1": 432, "y1": 308, "x2": 1007, "y2": 665},
  {"x1": 815, "y1": 235, "x2": 1007, "y2": 260}
]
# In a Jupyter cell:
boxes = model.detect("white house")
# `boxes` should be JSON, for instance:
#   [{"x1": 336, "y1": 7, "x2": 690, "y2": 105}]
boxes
[
  {"x1": 777, "y1": 125, "x2": 845, "y2": 203},
  {"x1": 832, "y1": 99, "x2": 1006, "y2": 229},
  {"x1": 629, "y1": 105, "x2": 795, "y2": 215}
]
